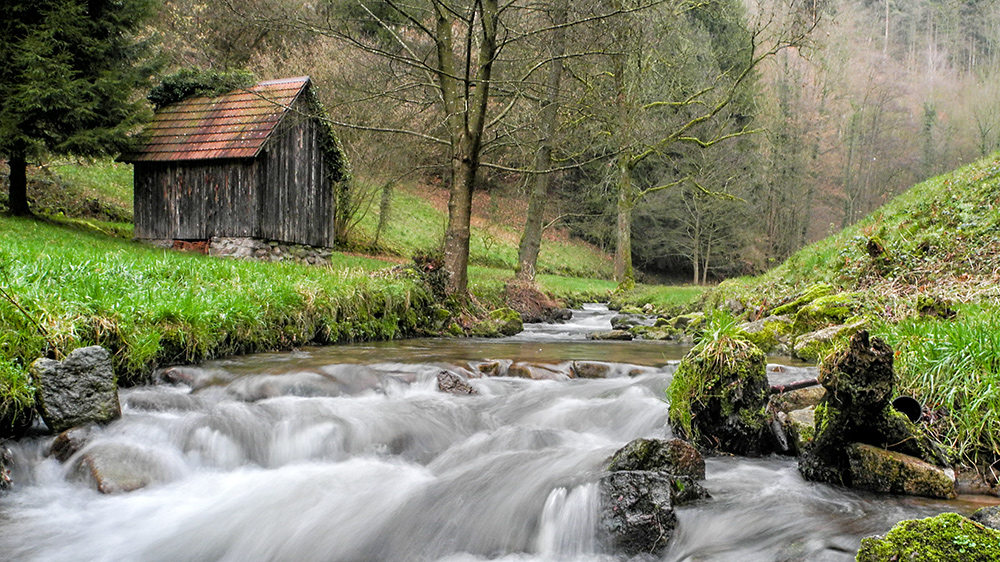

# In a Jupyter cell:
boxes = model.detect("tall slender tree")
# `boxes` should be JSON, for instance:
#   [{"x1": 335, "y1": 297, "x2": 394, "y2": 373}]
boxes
[{"x1": 0, "y1": 0, "x2": 159, "y2": 216}]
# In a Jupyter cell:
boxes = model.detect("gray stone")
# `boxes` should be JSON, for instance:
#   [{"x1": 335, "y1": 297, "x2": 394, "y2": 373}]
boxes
[
  {"x1": 611, "y1": 314, "x2": 651, "y2": 330},
  {"x1": 49, "y1": 426, "x2": 95, "y2": 463},
  {"x1": 971, "y1": 506, "x2": 1000, "y2": 530},
  {"x1": 31, "y1": 346, "x2": 121, "y2": 433},
  {"x1": 437, "y1": 371, "x2": 478, "y2": 395}
]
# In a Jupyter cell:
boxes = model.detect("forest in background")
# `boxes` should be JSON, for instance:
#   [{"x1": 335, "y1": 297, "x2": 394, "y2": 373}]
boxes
[{"x1": 81, "y1": 0, "x2": 1000, "y2": 283}]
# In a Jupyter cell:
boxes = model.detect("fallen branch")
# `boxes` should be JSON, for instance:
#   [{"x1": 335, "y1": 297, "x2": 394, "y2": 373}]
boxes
[{"x1": 769, "y1": 378, "x2": 820, "y2": 394}]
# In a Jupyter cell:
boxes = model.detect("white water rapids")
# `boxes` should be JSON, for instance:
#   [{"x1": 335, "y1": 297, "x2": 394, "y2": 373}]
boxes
[{"x1": 0, "y1": 306, "x2": 974, "y2": 561}]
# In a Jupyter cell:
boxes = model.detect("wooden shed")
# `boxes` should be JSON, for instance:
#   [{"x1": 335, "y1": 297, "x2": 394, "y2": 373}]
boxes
[{"x1": 121, "y1": 76, "x2": 346, "y2": 248}]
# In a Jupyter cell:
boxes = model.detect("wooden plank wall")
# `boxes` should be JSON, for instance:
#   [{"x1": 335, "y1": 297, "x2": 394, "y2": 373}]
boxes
[
  {"x1": 133, "y1": 159, "x2": 260, "y2": 240},
  {"x1": 259, "y1": 96, "x2": 335, "y2": 248}
]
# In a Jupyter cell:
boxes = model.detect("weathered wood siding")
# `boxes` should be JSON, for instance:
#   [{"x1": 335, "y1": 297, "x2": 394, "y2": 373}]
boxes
[
  {"x1": 258, "y1": 96, "x2": 335, "y2": 247},
  {"x1": 134, "y1": 159, "x2": 261, "y2": 240}
]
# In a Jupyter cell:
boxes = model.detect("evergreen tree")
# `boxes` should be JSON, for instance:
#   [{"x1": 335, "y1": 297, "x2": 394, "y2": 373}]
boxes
[{"x1": 0, "y1": 0, "x2": 159, "y2": 216}]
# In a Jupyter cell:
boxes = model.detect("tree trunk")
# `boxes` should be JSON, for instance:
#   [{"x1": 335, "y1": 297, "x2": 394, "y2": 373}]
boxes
[
  {"x1": 8, "y1": 154, "x2": 30, "y2": 216},
  {"x1": 614, "y1": 158, "x2": 635, "y2": 288},
  {"x1": 516, "y1": 1, "x2": 567, "y2": 283},
  {"x1": 444, "y1": 139, "x2": 477, "y2": 296}
]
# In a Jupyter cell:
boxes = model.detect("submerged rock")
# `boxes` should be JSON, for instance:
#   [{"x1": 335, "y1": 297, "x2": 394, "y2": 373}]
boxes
[
  {"x1": 69, "y1": 442, "x2": 179, "y2": 494},
  {"x1": 856, "y1": 512, "x2": 1000, "y2": 561},
  {"x1": 571, "y1": 361, "x2": 612, "y2": 379},
  {"x1": 799, "y1": 331, "x2": 951, "y2": 493},
  {"x1": 49, "y1": 426, "x2": 96, "y2": 463},
  {"x1": 31, "y1": 346, "x2": 121, "y2": 433}
]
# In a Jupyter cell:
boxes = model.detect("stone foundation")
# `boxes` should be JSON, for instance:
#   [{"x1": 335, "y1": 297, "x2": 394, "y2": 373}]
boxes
[{"x1": 139, "y1": 237, "x2": 335, "y2": 266}]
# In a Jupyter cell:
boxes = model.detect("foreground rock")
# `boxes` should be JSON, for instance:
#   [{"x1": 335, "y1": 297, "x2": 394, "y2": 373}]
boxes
[
  {"x1": 846, "y1": 443, "x2": 956, "y2": 499},
  {"x1": 856, "y1": 512, "x2": 1000, "y2": 561},
  {"x1": 600, "y1": 438, "x2": 709, "y2": 556},
  {"x1": 667, "y1": 336, "x2": 781, "y2": 456},
  {"x1": 31, "y1": 346, "x2": 121, "y2": 433},
  {"x1": 799, "y1": 331, "x2": 952, "y2": 497}
]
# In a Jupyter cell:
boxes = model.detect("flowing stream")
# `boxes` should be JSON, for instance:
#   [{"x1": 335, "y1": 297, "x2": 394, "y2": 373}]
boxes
[{"x1": 0, "y1": 305, "x2": 988, "y2": 561}]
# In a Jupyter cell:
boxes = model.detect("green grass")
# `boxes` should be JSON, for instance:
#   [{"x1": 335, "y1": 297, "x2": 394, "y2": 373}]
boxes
[
  {"x1": 874, "y1": 305, "x2": 1000, "y2": 460},
  {"x1": 0, "y1": 216, "x2": 429, "y2": 388},
  {"x1": 47, "y1": 159, "x2": 134, "y2": 208},
  {"x1": 349, "y1": 183, "x2": 615, "y2": 279}
]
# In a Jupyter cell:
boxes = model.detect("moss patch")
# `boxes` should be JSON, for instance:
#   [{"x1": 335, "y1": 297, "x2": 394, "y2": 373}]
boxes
[
  {"x1": 667, "y1": 335, "x2": 775, "y2": 456},
  {"x1": 856, "y1": 513, "x2": 1000, "y2": 562}
]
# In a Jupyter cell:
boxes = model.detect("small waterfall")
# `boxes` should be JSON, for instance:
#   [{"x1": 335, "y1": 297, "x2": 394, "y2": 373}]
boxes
[{"x1": 536, "y1": 483, "x2": 600, "y2": 557}]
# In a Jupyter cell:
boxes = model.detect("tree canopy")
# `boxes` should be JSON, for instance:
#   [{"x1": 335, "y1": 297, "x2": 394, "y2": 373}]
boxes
[{"x1": 0, "y1": 0, "x2": 159, "y2": 216}]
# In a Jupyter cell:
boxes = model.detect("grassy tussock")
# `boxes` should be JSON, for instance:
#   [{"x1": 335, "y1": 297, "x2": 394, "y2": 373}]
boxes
[{"x1": 0, "y1": 217, "x2": 432, "y2": 388}]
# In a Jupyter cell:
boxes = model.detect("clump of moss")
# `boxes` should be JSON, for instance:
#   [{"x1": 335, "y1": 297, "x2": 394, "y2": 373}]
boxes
[
  {"x1": 771, "y1": 283, "x2": 834, "y2": 316},
  {"x1": 857, "y1": 513, "x2": 1000, "y2": 562},
  {"x1": 667, "y1": 331, "x2": 776, "y2": 456}
]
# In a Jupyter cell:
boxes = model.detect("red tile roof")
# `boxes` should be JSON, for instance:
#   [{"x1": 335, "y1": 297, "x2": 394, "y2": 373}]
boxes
[{"x1": 124, "y1": 76, "x2": 311, "y2": 162}]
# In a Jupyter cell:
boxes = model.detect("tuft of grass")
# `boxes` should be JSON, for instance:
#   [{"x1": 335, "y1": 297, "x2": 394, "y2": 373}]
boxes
[{"x1": 0, "y1": 357, "x2": 34, "y2": 431}]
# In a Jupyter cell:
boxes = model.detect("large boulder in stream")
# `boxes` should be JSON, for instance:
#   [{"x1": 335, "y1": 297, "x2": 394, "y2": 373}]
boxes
[
  {"x1": 667, "y1": 335, "x2": 781, "y2": 456},
  {"x1": 798, "y1": 331, "x2": 952, "y2": 497},
  {"x1": 599, "y1": 438, "x2": 709, "y2": 556},
  {"x1": 31, "y1": 346, "x2": 121, "y2": 433}
]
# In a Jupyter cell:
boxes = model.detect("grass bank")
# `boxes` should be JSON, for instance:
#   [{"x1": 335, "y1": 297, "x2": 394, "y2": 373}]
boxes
[
  {"x1": 0, "y1": 216, "x2": 432, "y2": 389},
  {"x1": 699, "y1": 152, "x2": 1000, "y2": 462}
]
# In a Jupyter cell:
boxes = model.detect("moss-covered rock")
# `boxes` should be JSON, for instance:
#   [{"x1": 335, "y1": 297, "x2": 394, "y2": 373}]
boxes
[
  {"x1": 469, "y1": 308, "x2": 523, "y2": 338},
  {"x1": 799, "y1": 331, "x2": 951, "y2": 489},
  {"x1": 791, "y1": 293, "x2": 858, "y2": 334},
  {"x1": 740, "y1": 314, "x2": 793, "y2": 353},
  {"x1": 792, "y1": 320, "x2": 866, "y2": 362},
  {"x1": 846, "y1": 443, "x2": 956, "y2": 498},
  {"x1": 770, "y1": 283, "x2": 834, "y2": 316},
  {"x1": 606, "y1": 438, "x2": 705, "y2": 479},
  {"x1": 667, "y1": 335, "x2": 778, "y2": 456},
  {"x1": 856, "y1": 512, "x2": 1000, "y2": 562},
  {"x1": 672, "y1": 312, "x2": 705, "y2": 332}
]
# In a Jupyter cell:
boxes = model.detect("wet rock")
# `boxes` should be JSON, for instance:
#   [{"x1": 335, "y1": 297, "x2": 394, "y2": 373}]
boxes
[
  {"x1": 506, "y1": 363, "x2": 570, "y2": 381},
  {"x1": 0, "y1": 443, "x2": 11, "y2": 491},
  {"x1": 971, "y1": 506, "x2": 1000, "y2": 530},
  {"x1": 667, "y1": 336, "x2": 778, "y2": 456},
  {"x1": 477, "y1": 361, "x2": 503, "y2": 377},
  {"x1": 856, "y1": 512, "x2": 1000, "y2": 561},
  {"x1": 437, "y1": 371, "x2": 478, "y2": 395},
  {"x1": 49, "y1": 426, "x2": 95, "y2": 463},
  {"x1": 611, "y1": 314, "x2": 649, "y2": 330},
  {"x1": 846, "y1": 443, "x2": 956, "y2": 499},
  {"x1": 599, "y1": 440, "x2": 710, "y2": 554},
  {"x1": 571, "y1": 361, "x2": 612, "y2": 379},
  {"x1": 70, "y1": 442, "x2": 178, "y2": 494},
  {"x1": 799, "y1": 331, "x2": 951, "y2": 490},
  {"x1": 634, "y1": 328, "x2": 675, "y2": 341},
  {"x1": 31, "y1": 346, "x2": 121, "y2": 433},
  {"x1": 587, "y1": 330, "x2": 633, "y2": 341},
  {"x1": 599, "y1": 471, "x2": 678, "y2": 556},
  {"x1": 606, "y1": 438, "x2": 705, "y2": 480},
  {"x1": 792, "y1": 320, "x2": 866, "y2": 362}
]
